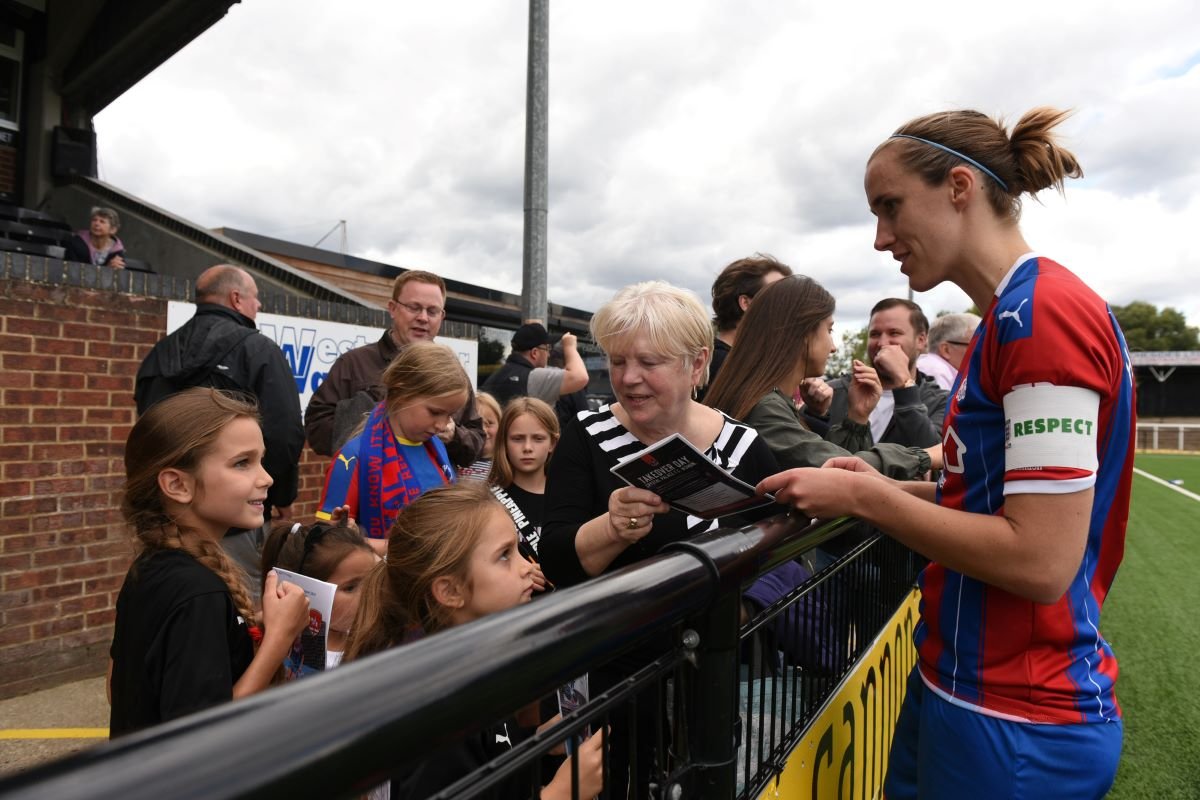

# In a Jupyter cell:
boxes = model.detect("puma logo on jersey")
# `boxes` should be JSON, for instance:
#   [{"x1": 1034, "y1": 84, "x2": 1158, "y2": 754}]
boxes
[
  {"x1": 495, "y1": 724, "x2": 512, "y2": 746},
  {"x1": 999, "y1": 298, "x2": 1029, "y2": 328},
  {"x1": 337, "y1": 454, "x2": 357, "y2": 469}
]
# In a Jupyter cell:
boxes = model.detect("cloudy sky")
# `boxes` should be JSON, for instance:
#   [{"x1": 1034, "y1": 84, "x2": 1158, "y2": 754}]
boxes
[{"x1": 95, "y1": 0, "x2": 1200, "y2": 340}]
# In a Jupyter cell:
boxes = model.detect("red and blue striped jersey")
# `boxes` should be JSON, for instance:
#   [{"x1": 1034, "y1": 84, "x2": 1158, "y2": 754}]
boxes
[{"x1": 918, "y1": 254, "x2": 1135, "y2": 724}]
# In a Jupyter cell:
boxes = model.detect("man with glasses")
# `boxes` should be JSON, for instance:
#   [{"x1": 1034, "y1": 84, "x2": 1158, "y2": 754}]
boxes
[
  {"x1": 918, "y1": 312, "x2": 982, "y2": 391},
  {"x1": 304, "y1": 270, "x2": 484, "y2": 465},
  {"x1": 482, "y1": 322, "x2": 588, "y2": 407}
]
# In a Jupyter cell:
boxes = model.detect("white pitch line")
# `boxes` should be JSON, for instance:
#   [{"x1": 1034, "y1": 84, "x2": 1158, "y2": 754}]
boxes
[{"x1": 1133, "y1": 467, "x2": 1200, "y2": 504}]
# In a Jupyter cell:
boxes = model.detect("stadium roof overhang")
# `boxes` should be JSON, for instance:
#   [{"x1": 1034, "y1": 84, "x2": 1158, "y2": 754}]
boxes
[
  {"x1": 1129, "y1": 351, "x2": 1200, "y2": 367},
  {"x1": 45, "y1": 0, "x2": 240, "y2": 115}
]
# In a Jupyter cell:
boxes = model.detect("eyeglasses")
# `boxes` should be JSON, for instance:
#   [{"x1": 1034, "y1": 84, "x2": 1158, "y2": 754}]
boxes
[
  {"x1": 946, "y1": 340, "x2": 971, "y2": 347},
  {"x1": 535, "y1": 345, "x2": 551, "y2": 352},
  {"x1": 393, "y1": 301, "x2": 445, "y2": 319}
]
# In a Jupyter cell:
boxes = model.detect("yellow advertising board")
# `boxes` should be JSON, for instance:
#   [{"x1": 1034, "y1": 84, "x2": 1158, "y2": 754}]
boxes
[{"x1": 758, "y1": 589, "x2": 920, "y2": 800}]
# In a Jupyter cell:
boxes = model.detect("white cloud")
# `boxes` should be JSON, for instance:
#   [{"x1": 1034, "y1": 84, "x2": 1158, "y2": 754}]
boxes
[{"x1": 95, "y1": 0, "x2": 1200, "y2": 336}]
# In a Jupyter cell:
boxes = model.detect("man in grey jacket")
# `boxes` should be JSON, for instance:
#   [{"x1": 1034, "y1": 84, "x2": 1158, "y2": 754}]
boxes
[{"x1": 813, "y1": 298, "x2": 948, "y2": 448}]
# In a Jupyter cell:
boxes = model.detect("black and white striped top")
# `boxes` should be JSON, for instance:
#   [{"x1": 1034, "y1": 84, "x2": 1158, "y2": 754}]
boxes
[{"x1": 540, "y1": 405, "x2": 780, "y2": 587}]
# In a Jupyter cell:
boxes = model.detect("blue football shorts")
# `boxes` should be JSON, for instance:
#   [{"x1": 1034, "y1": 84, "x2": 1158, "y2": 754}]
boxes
[{"x1": 883, "y1": 666, "x2": 1123, "y2": 800}]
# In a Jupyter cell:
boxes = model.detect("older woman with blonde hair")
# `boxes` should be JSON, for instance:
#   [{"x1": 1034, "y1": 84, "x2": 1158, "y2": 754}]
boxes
[
  {"x1": 540, "y1": 280, "x2": 781, "y2": 795},
  {"x1": 540, "y1": 280, "x2": 779, "y2": 584}
]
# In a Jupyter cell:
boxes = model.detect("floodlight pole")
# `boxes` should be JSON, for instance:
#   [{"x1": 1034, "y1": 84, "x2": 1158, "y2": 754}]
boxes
[{"x1": 520, "y1": 0, "x2": 549, "y2": 324}]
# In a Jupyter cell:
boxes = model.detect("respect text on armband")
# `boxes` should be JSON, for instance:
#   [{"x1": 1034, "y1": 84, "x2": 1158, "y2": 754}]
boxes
[{"x1": 1007, "y1": 416, "x2": 1094, "y2": 440}]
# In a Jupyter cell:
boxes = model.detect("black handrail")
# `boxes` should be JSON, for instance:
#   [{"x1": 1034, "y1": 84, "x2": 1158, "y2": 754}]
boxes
[{"x1": 0, "y1": 513, "x2": 854, "y2": 800}]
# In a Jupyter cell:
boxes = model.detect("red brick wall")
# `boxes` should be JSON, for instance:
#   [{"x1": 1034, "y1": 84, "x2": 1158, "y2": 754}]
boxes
[{"x1": 0, "y1": 276, "x2": 326, "y2": 699}]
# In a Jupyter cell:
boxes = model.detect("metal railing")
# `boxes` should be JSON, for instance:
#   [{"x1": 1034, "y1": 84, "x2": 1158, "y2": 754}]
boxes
[
  {"x1": 0, "y1": 514, "x2": 922, "y2": 800},
  {"x1": 1136, "y1": 422, "x2": 1200, "y2": 452}
]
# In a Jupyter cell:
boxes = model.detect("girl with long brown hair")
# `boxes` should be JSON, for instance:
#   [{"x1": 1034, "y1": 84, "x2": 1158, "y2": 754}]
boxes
[
  {"x1": 108, "y1": 388, "x2": 309, "y2": 737},
  {"x1": 343, "y1": 482, "x2": 603, "y2": 799},
  {"x1": 704, "y1": 274, "x2": 936, "y2": 483}
]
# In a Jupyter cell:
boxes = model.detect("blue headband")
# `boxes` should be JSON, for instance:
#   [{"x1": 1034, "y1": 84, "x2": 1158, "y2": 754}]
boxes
[{"x1": 889, "y1": 134, "x2": 1009, "y2": 192}]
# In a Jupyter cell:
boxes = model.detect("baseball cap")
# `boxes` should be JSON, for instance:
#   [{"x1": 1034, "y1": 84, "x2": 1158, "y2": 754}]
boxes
[{"x1": 511, "y1": 323, "x2": 560, "y2": 351}]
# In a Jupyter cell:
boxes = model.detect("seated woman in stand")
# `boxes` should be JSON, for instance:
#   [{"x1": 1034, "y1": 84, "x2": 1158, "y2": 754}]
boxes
[{"x1": 65, "y1": 206, "x2": 127, "y2": 269}]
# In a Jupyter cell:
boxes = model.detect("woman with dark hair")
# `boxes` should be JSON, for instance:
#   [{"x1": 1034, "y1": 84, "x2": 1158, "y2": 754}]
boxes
[
  {"x1": 761, "y1": 108, "x2": 1135, "y2": 798},
  {"x1": 704, "y1": 274, "x2": 936, "y2": 480}
]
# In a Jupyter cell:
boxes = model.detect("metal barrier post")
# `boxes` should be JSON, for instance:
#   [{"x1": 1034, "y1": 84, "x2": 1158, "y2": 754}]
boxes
[{"x1": 669, "y1": 588, "x2": 741, "y2": 799}]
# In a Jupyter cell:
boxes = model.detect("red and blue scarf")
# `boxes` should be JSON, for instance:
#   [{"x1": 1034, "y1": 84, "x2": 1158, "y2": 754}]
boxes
[{"x1": 357, "y1": 403, "x2": 455, "y2": 539}]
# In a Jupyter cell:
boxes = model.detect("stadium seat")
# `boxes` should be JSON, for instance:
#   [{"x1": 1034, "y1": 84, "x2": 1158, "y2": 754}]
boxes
[
  {"x1": 16, "y1": 207, "x2": 71, "y2": 231},
  {"x1": 0, "y1": 238, "x2": 66, "y2": 258}
]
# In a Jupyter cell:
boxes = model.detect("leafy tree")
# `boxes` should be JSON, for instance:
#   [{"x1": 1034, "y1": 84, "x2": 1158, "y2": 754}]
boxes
[
  {"x1": 938, "y1": 304, "x2": 982, "y2": 317},
  {"x1": 478, "y1": 332, "x2": 506, "y2": 365},
  {"x1": 476, "y1": 332, "x2": 507, "y2": 383},
  {"x1": 1112, "y1": 302, "x2": 1199, "y2": 351},
  {"x1": 825, "y1": 325, "x2": 868, "y2": 377}
]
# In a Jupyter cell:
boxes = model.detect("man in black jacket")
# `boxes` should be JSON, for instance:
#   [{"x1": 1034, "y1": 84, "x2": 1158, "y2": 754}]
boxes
[{"x1": 135, "y1": 265, "x2": 304, "y2": 577}]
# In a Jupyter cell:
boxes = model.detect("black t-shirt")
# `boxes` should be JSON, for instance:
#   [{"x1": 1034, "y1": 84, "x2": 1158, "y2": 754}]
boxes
[
  {"x1": 492, "y1": 483, "x2": 546, "y2": 555},
  {"x1": 695, "y1": 337, "x2": 732, "y2": 403},
  {"x1": 392, "y1": 718, "x2": 532, "y2": 799},
  {"x1": 109, "y1": 549, "x2": 255, "y2": 737}
]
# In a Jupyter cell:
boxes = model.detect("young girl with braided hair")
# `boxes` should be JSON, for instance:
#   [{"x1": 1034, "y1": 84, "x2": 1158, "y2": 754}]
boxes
[{"x1": 108, "y1": 388, "x2": 310, "y2": 737}]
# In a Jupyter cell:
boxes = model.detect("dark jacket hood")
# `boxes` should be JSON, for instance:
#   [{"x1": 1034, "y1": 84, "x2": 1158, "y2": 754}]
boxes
[{"x1": 140, "y1": 304, "x2": 257, "y2": 384}]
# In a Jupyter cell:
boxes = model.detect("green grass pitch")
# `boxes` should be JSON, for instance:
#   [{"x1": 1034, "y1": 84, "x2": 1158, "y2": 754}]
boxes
[{"x1": 1106, "y1": 454, "x2": 1200, "y2": 798}]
